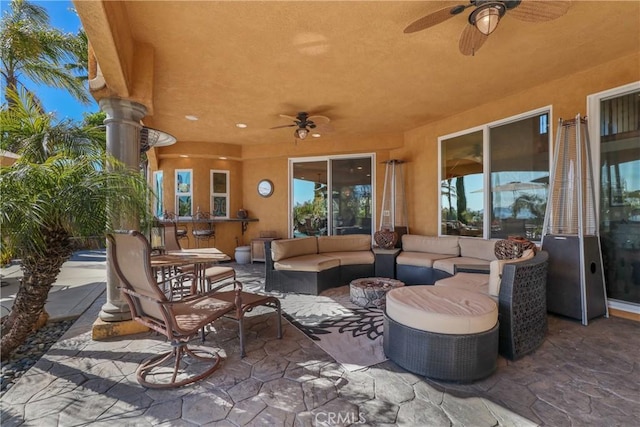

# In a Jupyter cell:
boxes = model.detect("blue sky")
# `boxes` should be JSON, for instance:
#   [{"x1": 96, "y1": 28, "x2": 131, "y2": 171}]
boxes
[{"x1": 1, "y1": 0, "x2": 97, "y2": 121}]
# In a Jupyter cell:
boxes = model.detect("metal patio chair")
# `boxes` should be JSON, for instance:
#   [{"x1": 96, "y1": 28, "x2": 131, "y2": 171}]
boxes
[{"x1": 107, "y1": 230, "x2": 242, "y2": 388}]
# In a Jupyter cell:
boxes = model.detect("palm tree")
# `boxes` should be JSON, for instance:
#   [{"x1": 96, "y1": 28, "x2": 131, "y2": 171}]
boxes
[
  {"x1": 0, "y1": 0, "x2": 89, "y2": 109},
  {"x1": 0, "y1": 89, "x2": 152, "y2": 361},
  {"x1": 441, "y1": 178, "x2": 456, "y2": 220},
  {"x1": 512, "y1": 193, "x2": 546, "y2": 219}
]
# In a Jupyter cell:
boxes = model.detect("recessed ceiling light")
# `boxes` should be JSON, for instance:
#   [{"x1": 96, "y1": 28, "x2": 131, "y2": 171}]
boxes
[
  {"x1": 185, "y1": 115, "x2": 198, "y2": 121},
  {"x1": 311, "y1": 133, "x2": 321, "y2": 138},
  {"x1": 219, "y1": 156, "x2": 228, "y2": 160},
  {"x1": 236, "y1": 123, "x2": 248, "y2": 128},
  {"x1": 179, "y1": 155, "x2": 189, "y2": 158},
  {"x1": 357, "y1": 166, "x2": 363, "y2": 170}
]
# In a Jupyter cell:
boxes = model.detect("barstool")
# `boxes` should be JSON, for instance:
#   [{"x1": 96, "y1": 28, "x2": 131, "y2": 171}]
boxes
[
  {"x1": 192, "y1": 211, "x2": 215, "y2": 248},
  {"x1": 164, "y1": 211, "x2": 189, "y2": 248}
]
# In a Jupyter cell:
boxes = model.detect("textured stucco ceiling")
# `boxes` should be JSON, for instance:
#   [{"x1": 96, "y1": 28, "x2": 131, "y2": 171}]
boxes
[{"x1": 76, "y1": 1, "x2": 640, "y2": 147}]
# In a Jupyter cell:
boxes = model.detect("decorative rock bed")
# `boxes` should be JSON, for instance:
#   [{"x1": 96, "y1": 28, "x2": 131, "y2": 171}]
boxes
[{"x1": 0, "y1": 319, "x2": 75, "y2": 396}]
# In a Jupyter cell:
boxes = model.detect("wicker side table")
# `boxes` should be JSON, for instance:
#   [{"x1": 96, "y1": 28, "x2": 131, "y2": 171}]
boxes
[{"x1": 349, "y1": 277, "x2": 405, "y2": 309}]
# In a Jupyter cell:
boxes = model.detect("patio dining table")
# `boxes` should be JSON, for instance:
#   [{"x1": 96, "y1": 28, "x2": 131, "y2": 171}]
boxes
[{"x1": 151, "y1": 249, "x2": 231, "y2": 297}]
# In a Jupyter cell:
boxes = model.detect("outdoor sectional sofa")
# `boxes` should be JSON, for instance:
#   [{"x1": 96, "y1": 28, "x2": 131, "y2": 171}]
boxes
[
  {"x1": 384, "y1": 249, "x2": 549, "y2": 382},
  {"x1": 436, "y1": 249, "x2": 549, "y2": 360},
  {"x1": 396, "y1": 234, "x2": 499, "y2": 285},
  {"x1": 264, "y1": 235, "x2": 374, "y2": 295}
]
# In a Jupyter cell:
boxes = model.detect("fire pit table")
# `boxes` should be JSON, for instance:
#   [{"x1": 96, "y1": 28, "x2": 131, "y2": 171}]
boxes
[{"x1": 350, "y1": 277, "x2": 405, "y2": 309}]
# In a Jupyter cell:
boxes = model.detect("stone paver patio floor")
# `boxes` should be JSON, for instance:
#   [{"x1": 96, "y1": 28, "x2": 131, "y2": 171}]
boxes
[{"x1": 1, "y1": 263, "x2": 639, "y2": 426}]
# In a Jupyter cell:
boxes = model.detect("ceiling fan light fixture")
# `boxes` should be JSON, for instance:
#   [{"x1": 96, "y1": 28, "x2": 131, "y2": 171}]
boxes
[
  {"x1": 294, "y1": 127, "x2": 309, "y2": 140},
  {"x1": 470, "y1": 2, "x2": 506, "y2": 35}
]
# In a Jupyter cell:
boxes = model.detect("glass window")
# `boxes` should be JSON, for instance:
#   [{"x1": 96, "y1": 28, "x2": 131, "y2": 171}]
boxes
[
  {"x1": 153, "y1": 171, "x2": 163, "y2": 217},
  {"x1": 439, "y1": 109, "x2": 551, "y2": 240},
  {"x1": 175, "y1": 169, "x2": 192, "y2": 217},
  {"x1": 440, "y1": 130, "x2": 484, "y2": 237},
  {"x1": 489, "y1": 113, "x2": 550, "y2": 240},
  {"x1": 210, "y1": 170, "x2": 229, "y2": 218}
]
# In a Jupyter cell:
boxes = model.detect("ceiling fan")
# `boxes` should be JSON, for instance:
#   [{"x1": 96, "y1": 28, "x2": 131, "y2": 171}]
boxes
[
  {"x1": 404, "y1": 0, "x2": 572, "y2": 56},
  {"x1": 271, "y1": 112, "x2": 331, "y2": 140}
]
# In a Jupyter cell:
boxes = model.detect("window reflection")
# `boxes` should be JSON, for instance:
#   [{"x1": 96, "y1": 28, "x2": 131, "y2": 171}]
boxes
[
  {"x1": 293, "y1": 161, "x2": 328, "y2": 237},
  {"x1": 489, "y1": 113, "x2": 549, "y2": 240},
  {"x1": 331, "y1": 158, "x2": 372, "y2": 236},
  {"x1": 291, "y1": 157, "x2": 373, "y2": 238},
  {"x1": 598, "y1": 89, "x2": 640, "y2": 304},
  {"x1": 439, "y1": 111, "x2": 550, "y2": 240},
  {"x1": 441, "y1": 131, "x2": 484, "y2": 236}
]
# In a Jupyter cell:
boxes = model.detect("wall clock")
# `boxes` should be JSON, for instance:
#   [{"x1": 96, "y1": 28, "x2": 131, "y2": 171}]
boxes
[{"x1": 257, "y1": 179, "x2": 274, "y2": 197}]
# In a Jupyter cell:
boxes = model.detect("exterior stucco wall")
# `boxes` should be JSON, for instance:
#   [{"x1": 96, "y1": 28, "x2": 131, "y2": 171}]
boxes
[
  {"x1": 151, "y1": 53, "x2": 638, "y2": 255},
  {"x1": 240, "y1": 132, "x2": 403, "y2": 240},
  {"x1": 395, "y1": 52, "x2": 640, "y2": 236},
  {"x1": 157, "y1": 156, "x2": 243, "y2": 256}
]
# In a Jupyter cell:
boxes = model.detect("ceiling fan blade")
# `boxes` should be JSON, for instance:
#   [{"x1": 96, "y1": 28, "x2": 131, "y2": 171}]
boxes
[
  {"x1": 459, "y1": 24, "x2": 488, "y2": 56},
  {"x1": 404, "y1": 5, "x2": 463, "y2": 34},
  {"x1": 508, "y1": 0, "x2": 572, "y2": 23},
  {"x1": 314, "y1": 122, "x2": 334, "y2": 134},
  {"x1": 278, "y1": 114, "x2": 298, "y2": 121},
  {"x1": 308, "y1": 114, "x2": 330, "y2": 124},
  {"x1": 270, "y1": 124, "x2": 296, "y2": 129}
]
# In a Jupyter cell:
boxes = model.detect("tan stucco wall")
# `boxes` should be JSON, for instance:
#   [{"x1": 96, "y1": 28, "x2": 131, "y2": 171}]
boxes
[
  {"x1": 156, "y1": 156, "x2": 243, "y2": 256},
  {"x1": 395, "y1": 52, "x2": 640, "y2": 236},
  {"x1": 152, "y1": 132, "x2": 403, "y2": 255},
  {"x1": 151, "y1": 52, "x2": 638, "y2": 256},
  {"x1": 0, "y1": 154, "x2": 18, "y2": 167},
  {"x1": 241, "y1": 132, "x2": 403, "y2": 241}
]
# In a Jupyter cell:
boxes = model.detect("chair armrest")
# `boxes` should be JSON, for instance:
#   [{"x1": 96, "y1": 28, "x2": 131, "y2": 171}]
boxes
[
  {"x1": 161, "y1": 285, "x2": 243, "y2": 306},
  {"x1": 454, "y1": 264, "x2": 490, "y2": 274},
  {"x1": 209, "y1": 280, "x2": 243, "y2": 294}
]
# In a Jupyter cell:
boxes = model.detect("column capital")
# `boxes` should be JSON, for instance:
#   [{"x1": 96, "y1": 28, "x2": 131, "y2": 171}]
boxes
[{"x1": 99, "y1": 98, "x2": 147, "y2": 123}]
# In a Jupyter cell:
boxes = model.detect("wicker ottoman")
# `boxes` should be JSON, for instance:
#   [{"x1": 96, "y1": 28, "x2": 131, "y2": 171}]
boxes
[
  {"x1": 350, "y1": 277, "x2": 404, "y2": 309},
  {"x1": 383, "y1": 286, "x2": 499, "y2": 383}
]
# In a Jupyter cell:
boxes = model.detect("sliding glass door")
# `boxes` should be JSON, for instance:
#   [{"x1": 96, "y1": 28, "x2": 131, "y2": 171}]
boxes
[
  {"x1": 590, "y1": 83, "x2": 640, "y2": 307},
  {"x1": 292, "y1": 160, "x2": 328, "y2": 237},
  {"x1": 291, "y1": 155, "x2": 373, "y2": 238}
]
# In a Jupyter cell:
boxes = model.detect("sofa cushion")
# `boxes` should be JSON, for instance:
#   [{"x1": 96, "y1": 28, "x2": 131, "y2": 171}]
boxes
[
  {"x1": 488, "y1": 249, "x2": 535, "y2": 296},
  {"x1": 459, "y1": 238, "x2": 498, "y2": 261},
  {"x1": 273, "y1": 254, "x2": 339, "y2": 272},
  {"x1": 386, "y1": 286, "x2": 497, "y2": 334},
  {"x1": 434, "y1": 273, "x2": 491, "y2": 296},
  {"x1": 396, "y1": 252, "x2": 458, "y2": 268},
  {"x1": 322, "y1": 251, "x2": 375, "y2": 266},
  {"x1": 433, "y1": 256, "x2": 491, "y2": 275},
  {"x1": 318, "y1": 235, "x2": 371, "y2": 253},
  {"x1": 271, "y1": 237, "x2": 318, "y2": 262},
  {"x1": 402, "y1": 235, "x2": 460, "y2": 256}
]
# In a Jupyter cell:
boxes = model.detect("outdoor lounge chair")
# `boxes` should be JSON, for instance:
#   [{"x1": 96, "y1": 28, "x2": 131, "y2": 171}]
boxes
[{"x1": 107, "y1": 230, "x2": 242, "y2": 389}]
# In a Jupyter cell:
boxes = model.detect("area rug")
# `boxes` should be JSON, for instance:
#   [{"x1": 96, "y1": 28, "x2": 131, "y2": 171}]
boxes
[{"x1": 241, "y1": 278, "x2": 386, "y2": 371}]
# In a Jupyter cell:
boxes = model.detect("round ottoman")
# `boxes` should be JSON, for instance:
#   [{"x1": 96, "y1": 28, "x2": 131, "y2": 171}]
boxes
[
  {"x1": 383, "y1": 286, "x2": 498, "y2": 383},
  {"x1": 234, "y1": 246, "x2": 251, "y2": 264},
  {"x1": 350, "y1": 277, "x2": 405, "y2": 309}
]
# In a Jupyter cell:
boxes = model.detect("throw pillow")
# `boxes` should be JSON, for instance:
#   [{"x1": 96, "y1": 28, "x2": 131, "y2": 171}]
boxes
[{"x1": 494, "y1": 236, "x2": 537, "y2": 260}]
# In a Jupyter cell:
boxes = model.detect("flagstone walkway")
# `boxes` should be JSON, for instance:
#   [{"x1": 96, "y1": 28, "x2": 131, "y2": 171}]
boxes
[{"x1": 1, "y1": 262, "x2": 639, "y2": 426}]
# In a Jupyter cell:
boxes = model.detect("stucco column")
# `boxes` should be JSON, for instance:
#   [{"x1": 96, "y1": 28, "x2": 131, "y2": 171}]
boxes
[{"x1": 99, "y1": 98, "x2": 147, "y2": 322}]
